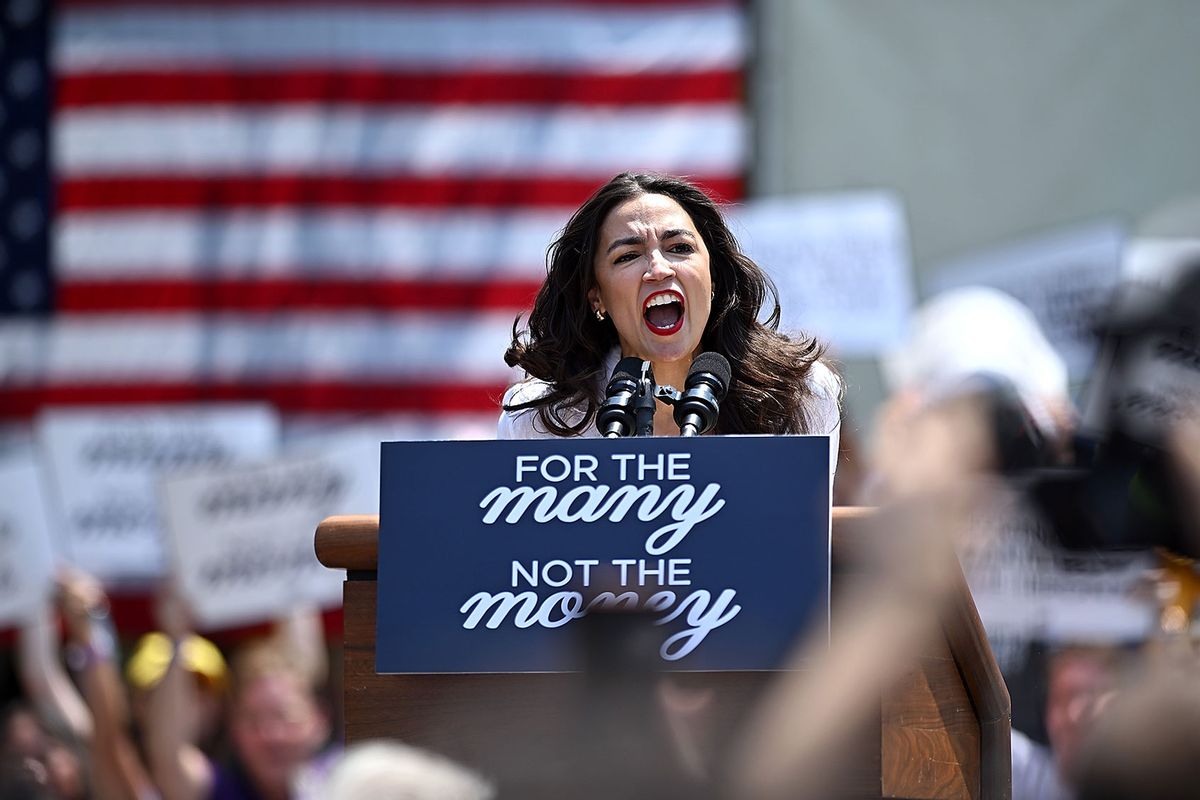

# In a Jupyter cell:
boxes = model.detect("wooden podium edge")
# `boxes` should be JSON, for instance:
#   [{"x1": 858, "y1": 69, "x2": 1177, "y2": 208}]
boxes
[
  {"x1": 315, "y1": 507, "x2": 1012, "y2": 798},
  {"x1": 315, "y1": 514, "x2": 380, "y2": 573},
  {"x1": 946, "y1": 561, "x2": 1013, "y2": 798}
]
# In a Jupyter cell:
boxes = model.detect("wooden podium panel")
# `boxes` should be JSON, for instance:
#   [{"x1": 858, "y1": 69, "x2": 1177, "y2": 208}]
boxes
[{"x1": 316, "y1": 508, "x2": 1010, "y2": 799}]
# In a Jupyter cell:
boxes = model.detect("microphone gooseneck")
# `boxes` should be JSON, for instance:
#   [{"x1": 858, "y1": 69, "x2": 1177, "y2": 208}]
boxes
[
  {"x1": 598, "y1": 356, "x2": 644, "y2": 438},
  {"x1": 633, "y1": 360, "x2": 657, "y2": 437},
  {"x1": 675, "y1": 352, "x2": 731, "y2": 437}
]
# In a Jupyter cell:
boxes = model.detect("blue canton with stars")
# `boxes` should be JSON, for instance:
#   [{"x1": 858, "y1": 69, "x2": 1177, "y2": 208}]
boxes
[{"x1": 1, "y1": 0, "x2": 53, "y2": 315}]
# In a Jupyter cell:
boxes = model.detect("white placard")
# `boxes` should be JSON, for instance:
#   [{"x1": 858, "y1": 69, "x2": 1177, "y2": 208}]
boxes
[
  {"x1": 37, "y1": 406, "x2": 280, "y2": 583},
  {"x1": 163, "y1": 442, "x2": 373, "y2": 628},
  {"x1": 729, "y1": 192, "x2": 915, "y2": 356},
  {"x1": 0, "y1": 457, "x2": 58, "y2": 625},
  {"x1": 285, "y1": 430, "x2": 382, "y2": 515},
  {"x1": 958, "y1": 491, "x2": 1155, "y2": 648},
  {"x1": 930, "y1": 221, "x2": 1125, "y2": 380},
  {"x1": 1079, "y1": 242, "x2": 1200, "y2": 439}
]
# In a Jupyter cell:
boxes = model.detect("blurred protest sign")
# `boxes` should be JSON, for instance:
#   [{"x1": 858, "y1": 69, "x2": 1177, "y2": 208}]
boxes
[
  {"x1": 285, "y1": 430, "x2": 383, "y2": 515},
  {"x1": 0, "y1": 456, "x2": 58, "y2": 625},
  {"x1": 163, "y1": 434, "x2": 377, "y2": 627},
  {"x1": 930, "y1": 221, "x2": 1124, "y2": 380},
  {"x1": 957, "y1": 491, "x2": 1154, "y2": 668},
  {"x1": 730, "y1": 192, "x2": 914, "y2": 357},
  {"x1": 37, "y1": 406, "x2": 279, "y2": 583}
]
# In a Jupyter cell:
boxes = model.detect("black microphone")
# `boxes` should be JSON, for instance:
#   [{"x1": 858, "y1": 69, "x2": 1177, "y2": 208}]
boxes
[
  {"x1": 598, "y1": 356, "x2": 644, "y2": 438},
  {"x1": 674, "y1": 352, "x2": 731, "y2": 437}
]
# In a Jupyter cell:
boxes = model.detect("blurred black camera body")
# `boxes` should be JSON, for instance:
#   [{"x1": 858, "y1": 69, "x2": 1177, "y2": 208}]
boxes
[{"x1": 1021, "y1": 260, "x2": 1200, "y2": 558}]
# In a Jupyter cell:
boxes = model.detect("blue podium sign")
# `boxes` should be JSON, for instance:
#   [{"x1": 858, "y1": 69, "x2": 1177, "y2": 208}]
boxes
[{"x1": 376, "y1": 435, "x2": 831, "y2": 673}]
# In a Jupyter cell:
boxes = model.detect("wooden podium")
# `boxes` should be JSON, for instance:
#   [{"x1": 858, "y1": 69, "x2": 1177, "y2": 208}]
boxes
[{"x1": 315, "y1": 507, "x2": 1010, "y2": 799}]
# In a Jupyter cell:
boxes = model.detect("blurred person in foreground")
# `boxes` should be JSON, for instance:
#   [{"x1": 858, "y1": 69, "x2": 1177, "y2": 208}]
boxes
[
  {"x1": 867, "y1": 285, "x2": 1095, "y2": 798},
  {"x1": 866, "y1": 285, "x2": 1075, "y2": 504},
  {"x1": 144, "y1": 591, "x2": 334, "y2": 800},
  {"x1": 500, "y1": 171, "x2": 842, "y2": 450},
  {"x1": 728, "y1": 358, "x2": 1002, "y2": 798},
  {"x1": 727, "y1": 284, "x2": 1087, "y2": 798},
  {"x1": 321, "y1": 741, "x2": 493, "y2": 800},
  {"x1": 736, "y1": 237, "x2": 1200, "y2": 799}
]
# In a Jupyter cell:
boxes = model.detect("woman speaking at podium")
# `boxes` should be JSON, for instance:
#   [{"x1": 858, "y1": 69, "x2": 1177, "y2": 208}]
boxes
[{"x1": 498, "y1": 172, "x2": 841, "y2": 459}]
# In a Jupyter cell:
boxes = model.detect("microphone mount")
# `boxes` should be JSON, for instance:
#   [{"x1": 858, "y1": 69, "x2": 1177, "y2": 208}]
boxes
[{"x1": 632, "y1": 360, "x2": 657, "y2": 437}]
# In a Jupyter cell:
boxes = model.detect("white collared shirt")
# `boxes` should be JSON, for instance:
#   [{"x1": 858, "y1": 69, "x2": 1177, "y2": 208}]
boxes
[{"x1": 498, "y1": 350, "x2": 843, "y2": 480}]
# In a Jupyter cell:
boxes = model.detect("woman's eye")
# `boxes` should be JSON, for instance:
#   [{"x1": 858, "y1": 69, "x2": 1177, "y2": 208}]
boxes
[
  {"x1": 669, "y1": 243, "x2": 695, "y2": 254},
  {"x1": 613, "y1": 251, "x2": 638, "y2": 264}
]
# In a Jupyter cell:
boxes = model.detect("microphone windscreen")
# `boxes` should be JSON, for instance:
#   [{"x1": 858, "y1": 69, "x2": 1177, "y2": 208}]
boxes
[
  {"x1": 612, "y1": 356, "x2": 645, "y2": 382},
  {"x1": 688, "y1": 352, "x2": 731, "y2": 396}
]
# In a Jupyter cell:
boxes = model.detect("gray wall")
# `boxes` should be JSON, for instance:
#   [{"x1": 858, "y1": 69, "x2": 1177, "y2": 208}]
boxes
[{"x1": 753, "y1": 0, "x2": 1200, "y2": 422}]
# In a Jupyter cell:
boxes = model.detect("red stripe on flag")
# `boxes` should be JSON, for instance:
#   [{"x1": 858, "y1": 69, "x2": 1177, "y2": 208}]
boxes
[
  {"x1": 58, "y1": 175, "x2": 744, "y2": 211},
  {"x1": 1, "y1": 381, "x2": 507, "y2": 419},
  {"x1": 57, "y1": 69, "x2": 741, "y2": 107},
  {"x1": 58, "y1": 279, "x2": 543, "y2": 312}
]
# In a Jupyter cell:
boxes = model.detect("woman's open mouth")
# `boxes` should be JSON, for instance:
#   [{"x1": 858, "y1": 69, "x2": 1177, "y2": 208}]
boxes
[{"x1": 643, "y1": 290, "x2": 685, "y2": 336}]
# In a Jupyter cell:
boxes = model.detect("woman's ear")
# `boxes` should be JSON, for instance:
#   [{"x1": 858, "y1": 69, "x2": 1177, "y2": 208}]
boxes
[{"x1": 587, "y1": 285, "x2": 603, "y2": 316}]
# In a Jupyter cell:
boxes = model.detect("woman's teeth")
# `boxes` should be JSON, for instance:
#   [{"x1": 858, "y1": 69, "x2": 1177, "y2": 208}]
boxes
[{"x1": 643, "y1": 294, "x2": 684, "y2": 333}]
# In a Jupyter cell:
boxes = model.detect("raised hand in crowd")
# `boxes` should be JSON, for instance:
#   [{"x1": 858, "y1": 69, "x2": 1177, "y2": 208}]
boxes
[
  {"x1": 142, "y1": 586, "x2": 221, "y2": 800},
  {"x1": 8, "y1": 568, "x2": 158, "y2": 800},
  {"x1": 15, "y1": 578, "x2": 92, "y2": 749},
  {"x1": 59, "y1": 569, "x2": 160, "y2": 800},
  {"x1": 143, "y1": 586, "x2": 333, "y2": 800}
]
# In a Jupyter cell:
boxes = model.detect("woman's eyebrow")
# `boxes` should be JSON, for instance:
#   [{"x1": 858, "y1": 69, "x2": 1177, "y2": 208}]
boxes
[
  {"x1": 604, "y1": 228, "x2": 696, "y2": 254},
  {"x1": 605, "y1": 235, "x2": 645, "y2": 254}
]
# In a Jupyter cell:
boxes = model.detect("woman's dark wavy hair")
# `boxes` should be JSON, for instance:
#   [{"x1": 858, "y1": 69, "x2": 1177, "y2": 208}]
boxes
[{"x1": 504, "y1": 172, "x2": 830, "y2": 436}]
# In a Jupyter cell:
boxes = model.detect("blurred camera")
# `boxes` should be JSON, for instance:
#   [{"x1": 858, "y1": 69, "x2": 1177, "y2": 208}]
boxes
[{"x1": 1018, "y1": 259, "x2": 1200, "y2": 557}]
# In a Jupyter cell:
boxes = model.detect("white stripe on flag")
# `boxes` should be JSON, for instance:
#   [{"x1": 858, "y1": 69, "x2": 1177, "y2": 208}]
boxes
[
  {"x1": 56, "y1": 6, "x2": 745, "y2": 73},
  {"x1": 55, "y1": 105, "x2": 746, "y2": 176},
  {"x1": 1, "y1": 313, "x2": 521, "y2": 382},
  {"x1": 56, "y1": 209, "x2": 571, "y2": 279}
]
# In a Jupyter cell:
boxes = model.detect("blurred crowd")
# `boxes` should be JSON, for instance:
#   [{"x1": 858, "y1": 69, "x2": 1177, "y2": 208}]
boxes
[{"x1": 0, "y1": 575, "x2": 493, "y2": 800}]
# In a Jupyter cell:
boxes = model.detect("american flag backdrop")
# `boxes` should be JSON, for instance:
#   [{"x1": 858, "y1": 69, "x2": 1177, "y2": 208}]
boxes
[{"x1": 1, "y1": 0, "x2": 748, "y2": 441}]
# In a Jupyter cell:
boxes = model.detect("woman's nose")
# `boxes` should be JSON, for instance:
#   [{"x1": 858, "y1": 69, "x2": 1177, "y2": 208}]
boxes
[{"x1": 643, "y1": 250, "x2": 674, "y2": 281}]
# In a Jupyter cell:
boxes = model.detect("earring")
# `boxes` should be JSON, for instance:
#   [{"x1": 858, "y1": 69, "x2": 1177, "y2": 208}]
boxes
[{"x1": 595, "y1": 308, "x2": 605, "y2": 322}]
